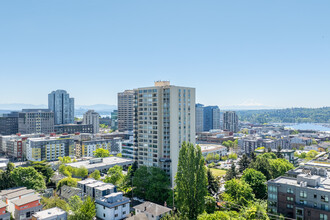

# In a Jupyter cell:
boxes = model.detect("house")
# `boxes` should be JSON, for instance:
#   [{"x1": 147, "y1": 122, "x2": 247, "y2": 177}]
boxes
[
  {"x1": 77, "y1": 178, "x2": 116, "y2": 199},
  {"x1": 95, "y1": 192, "x2": 130, "y2": 220},
  {"x1": 0, "y1": 200, "x2": 10, "y2": 220},
  {"x1": 133, "y1": 202, "x2": 172, "y2": 220},
  {"x1": 58, "y1": 185, "x2": 85, "y2": 201},
  {"x1": 0, "y1": 187, "x2": 42, "y2": 220},
  {"x1": 32, "y1": 207, "x2": 67, "y2": 220}
]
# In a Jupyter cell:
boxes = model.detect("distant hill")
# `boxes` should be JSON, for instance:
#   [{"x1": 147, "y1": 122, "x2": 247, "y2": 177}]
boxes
[{"x1": 237, "y1": 107, "x2": 330, "y2": 123}]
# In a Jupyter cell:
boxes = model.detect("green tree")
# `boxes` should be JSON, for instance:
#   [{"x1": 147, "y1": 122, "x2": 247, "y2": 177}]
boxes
[
  {"x1": 31, "y1": 161, "x2": 54, "y2": 184},
  {"x1": 224, "y1": 163, "x2": 237, "y2": 181},
  {"x1": 241, "y1": 168, "x2": 267, "y2": 199},
  {"x1": 258, "y1": 152, "x2": 277, "y2": 159},
  {"x1": 175, "y1": 142, "x2": 208, "y2": 219},
  {"x1": 68, "y1": 195, "x2": 83, "y2": 212},
  {"x1": 249, "y1": 157, "x2": 273, "y2": 180},
  {"x1": 238, "y1": 154, "x2": 250, "y2": 173},
  {"x1": 0, "y1": 163, "x2": 16, "y2": 190},
  {"x1": 269, "y1": 158, "x2": 294, "y2": 179},
  {"x1": 93, "y1": 148, "x2": 110, "y2": 158},
  {"x1": 240, "y1": 200, "x2": 269, "y2": 220},
  {"x1": 57, "y1": 177, "x2": 80, "y2": 190},
  {"x1": 214, "y1": 154, "x2": 220, "y2": 161},
  {"x1": 11, "y1": 167, "x2": 46, "y2": 190},
  {"x1": 222, "y1": 179, "x2": 255, "y2": 207},
  {"x1": 116, "y1": 153, "x2": 122, "y2": 157},
  {"x1": 206, "y1": 153, "x2": 215, "y2": 162},
  {"x1": 228, "y1": 153, "x2": 237, "y2": 160},
  {"x1": 133, "y1": 166, "x2": 170, "y2": 203},
  {"x1": 75, "y1": 166, "x2": 88, "y2": 178},
  {"x1": 105, "y1": 165, "x2": 124, "y2": 185},
  {"x1": 250, "y1": 152, "x2": 257, "y2": 162},
  {"x1": 41, "y1": 196, "x2": 70, "y2": 211},
  {"x1": 69, "y1": 197, "x2": 95, "y2": 220},
  {"x1": 90, "y1": 170, "x2": 101, "y2": 180},
  {"x1": 207, "y1": 169, "x2": 219, "y2": 196},
  {"x1": 59, "y1": 156, "x2": 72, "y2": 164},
  {"x1": 205, "y1": 196, "x2": 216, "y2": 214},
  {"x1": 306, "y1": 150, "x2": 318, "y2": 159}
]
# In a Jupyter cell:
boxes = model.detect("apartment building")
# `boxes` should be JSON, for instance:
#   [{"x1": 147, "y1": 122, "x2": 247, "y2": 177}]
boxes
[
  {"x1": 83, "y1": 110, "x2": 100, "y2": 134},
  {"x1": 118, "y1": 90, "x2": 134, "y2": 132},
  {"x1": 133, "y1": 81, "x2": 196, "y2": 185},
  {"x1": 268, "y1": 167, "x2": 330, "y2": 219},
  {"x1": 81, "y1": 139, "x2": 113, "y2": 157},
  {"x1": 195, "y1": 104, "x2": 204, "y2": 133},
  {"x1": 48, "y1": 90, "x2": 74, "y2": 125},
  {"x1": 18, "y1": 109, "x2": 54, "y2": 134},
  {"x1": 0, "y1": 112, "x2": 19, "y2": 136},
  {"x1": 223, "y1": 111, "x2": 239, "y2": 133},
  {"x1": 77, "y1": 178, "x2": 116, "y2": 199},
  {"x1": 54, "y1": 124, "x2": 93, "y2": 134},
  {"x1": 26, "y1": 137, "x2": 75, "y2": 161},
  {"x1": 95, "y1": 192, "x2": 130, "y2": 220}
]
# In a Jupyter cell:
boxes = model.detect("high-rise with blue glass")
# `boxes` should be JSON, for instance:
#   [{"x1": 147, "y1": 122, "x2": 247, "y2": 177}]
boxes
[{"x1": 48, "y1": 90, "x2": 74, "y2": 125}]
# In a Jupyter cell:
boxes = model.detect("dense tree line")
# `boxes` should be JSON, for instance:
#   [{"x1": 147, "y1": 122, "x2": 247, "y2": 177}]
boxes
[{"x1": 237, "y1": 107, "x2": 330, "y2": 123}]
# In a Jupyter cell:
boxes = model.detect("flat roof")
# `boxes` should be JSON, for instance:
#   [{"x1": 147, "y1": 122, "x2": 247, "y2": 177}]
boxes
[
  {"x1": 33, "y1": 207, "x2": 66, "y2": 219},
  {"x1": 270, "y1": 176, "x2": 330, "y2": 191},
  {"x1": 11, "y1": 194, "x2": 41, "y2": 206},
  {"x1": 199, "y1": 144, "x2": 226, "y2": 152},
  {"x1": 67, "y1": 157, "x2": 133, "y2": 170},
  {"x1": 0, "y1": 187, "x2": 27, "y2": 197},
  {"x1": 95, "y1": 184, "x2": 115, "y2": 191},
  {"x1": 78, "y1": 178, "x2": 98, "y2": 185},
  {"x1": 5, "y1": 189, "x2": 35, "y2": 199}
]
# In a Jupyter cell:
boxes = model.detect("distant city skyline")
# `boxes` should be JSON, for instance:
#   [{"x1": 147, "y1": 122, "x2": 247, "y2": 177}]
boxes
[{"x1": 1, "y1": 1, "x2": 329, "y2": 108}]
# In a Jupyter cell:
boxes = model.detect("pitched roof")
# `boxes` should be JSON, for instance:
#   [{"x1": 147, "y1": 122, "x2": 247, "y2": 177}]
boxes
[
  {"x1": 126, "y1": 213, "x2": 148, "y2": 220},
  {"x1": 5, "y1": 189, "x2": 35, "y2": 199},
  {"x1": 134, "y1": 202, "x2": 171, "y2": 217}
]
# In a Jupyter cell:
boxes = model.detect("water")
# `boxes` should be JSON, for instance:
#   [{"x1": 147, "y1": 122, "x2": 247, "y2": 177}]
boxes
[{"x1": 282, "y1": 123, "x2": 330, "y2": 132}]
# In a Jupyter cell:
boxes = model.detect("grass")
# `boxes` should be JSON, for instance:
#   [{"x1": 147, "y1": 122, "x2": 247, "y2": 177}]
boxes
[{"x1": 210, "y1": 168, "x2": 227, "y2": 177}]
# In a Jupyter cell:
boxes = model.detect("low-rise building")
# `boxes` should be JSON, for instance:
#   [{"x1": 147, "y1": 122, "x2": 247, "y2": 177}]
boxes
[
  {"x1": 0, "y1": 200, "x2": 10, "y2": 220},
  {"x1": 255, "y1": 149, "x2": 298, "y2": 166},
  {"x1": 133, "y1": 202, "x2": 172, "y2": 220},
  {"x1": 32, "y1": 207, "x2": 67, "y2": 220},
  {"x1": 0, "y1": 187, "x2": 42, "y2": 220},
  {"x1": 58, "y1": 185, "x2": 85, "y2": 201},
  {"x1": 95, "y1": 192, "x2": 130, "y2": 220},
  {"x1": 199, "y1": 144, "x2": 227, "y2": 158},
  {"x1": 54, "y1": 124, "x2": 94, "y2": 134},
  {"x1": 66, "y1": 157, "x2": 133, "y2": 174},
  {"x1": 77, "y1": 178, "x2": 116, "y2": 199}
]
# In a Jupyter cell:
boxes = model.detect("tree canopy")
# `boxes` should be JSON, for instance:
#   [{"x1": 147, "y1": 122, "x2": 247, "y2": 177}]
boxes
[
  {"x1": 93, "y1": 148, "x2": 110, "y2": 158},
  {"x1": 241, "y1": 168, "x2": 267, "y2": 199},
  {"x1": 175, "y1": 142, "x2": 208, "y2": 219},
  {"x1": 11, "y1": 167, "x2": 46, "y2": 190}
]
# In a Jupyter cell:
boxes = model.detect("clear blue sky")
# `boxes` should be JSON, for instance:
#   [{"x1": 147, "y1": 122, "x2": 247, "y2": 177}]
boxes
[{"x1": 0, "y1": 0, "x2": 329, "y2": 109}]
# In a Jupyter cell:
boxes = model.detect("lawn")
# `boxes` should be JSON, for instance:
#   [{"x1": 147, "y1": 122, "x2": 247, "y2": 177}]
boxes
[{"x1": 210, "y1": 168, "x2": 227, "y2": 177}]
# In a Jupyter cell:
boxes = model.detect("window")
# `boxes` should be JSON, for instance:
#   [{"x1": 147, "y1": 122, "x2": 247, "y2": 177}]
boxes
[
  {"x1": 300, "y1": 191, "x2": 307, "y2": 198},
  {"x1": 321, "y1": 204, "x2": 329, "y2": 211},
  {"x1": 321, "y1": 214, "x2": 328, "y2": 220},
  {"x1": 321, "y1": 195, "x2": 329, "y2": 202},
  {"x1": 269, "y1": 186, "x2": 277, "y2": 193},
  {"x1": 123, "y1": 204, "x2": 126, "y2": 208},
  {"x1": 123, "y1": 211, "x2": 126, "y2": 215},
  {"x1": 296, "y1": 209, "x2": 303, "y2": 216},
  {"x1": 287, "y1": 197, "x2": 294, "y2": 201},
  {"x1": 103, "y1": 214, "x2": 105, "y2": 217},
  {"x1": 314, "y1": 194, "x2": 317, "y2": 199},
  {"x1": 300, "y1": 200, "x2": 307, "y2": 205},
  {"x1": 269, "y1": 193, "x2": 277, "y2": 200},
  {"x1": 286, "y1": 204, "x2": 293, "y2": 209},
  {"x1": 115, "y1": 207, "x2": 118, "y2": 210},
  {"x1": 287, "y1": 188, "x2": 293, "y2": 194},
  {"x1": 268, "y1": 201, "x2": 277, "y2": 207},
  {"x1": 115, "y1": 214, "x2": 118, "y2": 217}
]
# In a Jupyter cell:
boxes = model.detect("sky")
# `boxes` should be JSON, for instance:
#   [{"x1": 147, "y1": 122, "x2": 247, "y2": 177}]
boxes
[{"x1": 0, "y1": 0, "x2": 329, "y2": 109}]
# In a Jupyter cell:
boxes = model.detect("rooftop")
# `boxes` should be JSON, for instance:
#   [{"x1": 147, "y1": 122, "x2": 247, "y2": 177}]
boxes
[
  {"x1": 32, "y1": 207, "x2": 66, "y2": 219},
  {"x1": 0, "y1": 187, "x2": 27, "y2": 197},
  {"x1": 66, "y1": 156, "x2": 133, "y2": 170},
  {"x1": 5, "y1": 189, "x2": 35, "y2": 200},
  {"x1": 11, "y1": 194, "x2": 41, "y2": 206},
  {"x1": 134, "y1": 202, "x2": 172, "y2": 216},
  {"x1": 199, "y1": 144, "x2": 227, "y2": 152}
]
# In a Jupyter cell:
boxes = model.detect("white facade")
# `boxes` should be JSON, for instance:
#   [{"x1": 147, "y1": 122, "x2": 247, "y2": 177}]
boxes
[
  {"x1": 95, "y1": 192, "x2": 130, "y2": 220},
  {"x1": 133, "y1": 81, "x2": 196, "y2": 185},
  {"x1": 83, "y1": 110, "x2": 100, "y2": 134}
]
